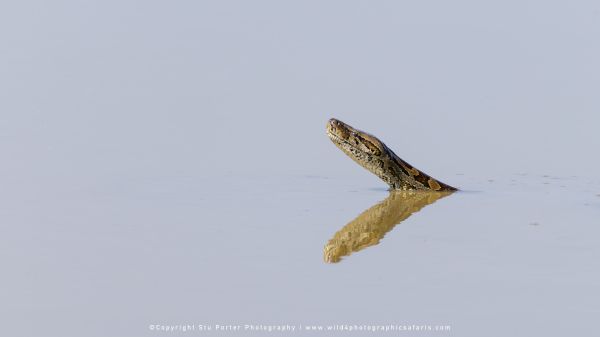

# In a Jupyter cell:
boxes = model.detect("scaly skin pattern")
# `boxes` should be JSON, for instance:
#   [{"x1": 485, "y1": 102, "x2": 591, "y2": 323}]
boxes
[
  {"x1": 326, "y1": 118, "x2": 457, "y2": 191},
  {"x1": 324, "y1": 190, "x2": 451, "y2": 263}
]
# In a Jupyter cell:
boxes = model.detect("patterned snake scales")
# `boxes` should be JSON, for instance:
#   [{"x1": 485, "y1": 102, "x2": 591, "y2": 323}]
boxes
[{"x1": 326, "y1": 118, "x2": 457, "y2": 191}]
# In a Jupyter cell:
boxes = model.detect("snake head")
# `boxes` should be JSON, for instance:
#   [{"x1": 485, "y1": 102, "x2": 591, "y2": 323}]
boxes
[{"x1": 326, "y1": 118, "x2": 385, "y2": 157}]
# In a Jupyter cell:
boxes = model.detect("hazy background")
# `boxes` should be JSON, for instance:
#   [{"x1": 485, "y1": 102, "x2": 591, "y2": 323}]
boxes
[{"x1": 1, "y1": 1, "x2": 599, "y2": 336}]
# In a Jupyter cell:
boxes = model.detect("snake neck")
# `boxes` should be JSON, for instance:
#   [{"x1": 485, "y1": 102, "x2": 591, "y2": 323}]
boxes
[{"x1": 384, "y1": 147, "x2": 457, "y2": 191}]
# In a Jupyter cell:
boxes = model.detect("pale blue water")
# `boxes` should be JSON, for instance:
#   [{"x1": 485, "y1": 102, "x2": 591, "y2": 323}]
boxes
[{"x1": 2, "y1": 169, "x2": 599, "y2": 336}]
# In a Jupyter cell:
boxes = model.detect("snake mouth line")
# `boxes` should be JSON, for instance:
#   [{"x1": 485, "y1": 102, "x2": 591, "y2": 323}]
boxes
[
  {"x1": 327, "y1": 131, "x2": 366, "y2": 156},
  {"x1": 327, "y1": 126, "x2": 365, "y2": 152},
  {"x1": 326, "y1": 131, "x2": 346, "y2": 145},
  {"x1": 326, "y1": 128, "x2": 346, "y2": 144}
]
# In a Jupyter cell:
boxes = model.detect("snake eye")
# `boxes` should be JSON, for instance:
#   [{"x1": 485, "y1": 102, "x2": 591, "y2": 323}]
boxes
[
  {"x1": 339, "y1": 127, "x2": 350, "y2": 140},
  {"x1": 364, "y1": 141, "x2": 381, "y2": 156},
  {"x1": 356, "y1": 135, "x2": 382, "y2": 156}
]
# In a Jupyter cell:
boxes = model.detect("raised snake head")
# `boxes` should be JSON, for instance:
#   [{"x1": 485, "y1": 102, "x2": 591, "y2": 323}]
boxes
[{"x1": 326, "y1": 118, "x2": 386, "y2": 158}]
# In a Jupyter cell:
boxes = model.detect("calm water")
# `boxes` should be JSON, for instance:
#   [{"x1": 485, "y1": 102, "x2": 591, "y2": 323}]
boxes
[{"x1": 2, "y1": 167, "x2": 599, "y2": 336}]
